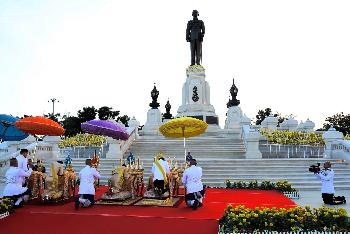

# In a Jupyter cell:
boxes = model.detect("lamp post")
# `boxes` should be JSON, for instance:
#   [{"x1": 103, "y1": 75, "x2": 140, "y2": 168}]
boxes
[{"x1": 48, "y1": 98, "x2": 59, "y2": 116}]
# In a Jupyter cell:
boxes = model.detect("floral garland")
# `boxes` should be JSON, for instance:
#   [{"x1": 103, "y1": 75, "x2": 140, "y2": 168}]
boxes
[
  {"x1": 58, "y1": 133, "x2": 106, "y2": 148},
  {"x1": 226, "y1": 180, "x2": 297, "y2": 192},
  {"x1": 186, "y1": 64, "x2": 205, "y2": 74},
  {"x1": 0, "y1": 198, "x2": 14, "y2": 215},
  {"x1": 220, "y1": 205, "x2": 350, "y2": 232},
  {"x1": 260, "y1": 129, "x2": 325, "y2": 145}
]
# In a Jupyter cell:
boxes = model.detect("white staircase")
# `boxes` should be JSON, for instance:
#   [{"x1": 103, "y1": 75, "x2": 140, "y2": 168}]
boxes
[{"x1": 58, "y1": 136, "x2": 350, "y2": 191}]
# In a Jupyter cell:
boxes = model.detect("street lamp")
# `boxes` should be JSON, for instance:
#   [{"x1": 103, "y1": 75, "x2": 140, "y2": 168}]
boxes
[{"x1": 48, "y1": 98, "x2": 59, "y2": 116}]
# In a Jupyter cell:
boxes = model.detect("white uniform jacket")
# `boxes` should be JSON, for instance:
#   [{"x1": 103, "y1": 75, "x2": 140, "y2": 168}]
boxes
[
  {"x1": 78, "y1": 166, "x2": 101, "y2": 195},
  {"x1": 3, "y1": 167, "x2": 32, "y2": 196},
  {"x1": 16, "y1": 155, "x2": 28, "y2": 185},
  {"x1": 315, "y1": 169, "x2": 335, "y2": 194},
  {"x1": 182, "y1": 165, "x2": 203, "y2": 194},
  {"x1": 151, "y1": 160, "x2": 170, "y2": 181}
]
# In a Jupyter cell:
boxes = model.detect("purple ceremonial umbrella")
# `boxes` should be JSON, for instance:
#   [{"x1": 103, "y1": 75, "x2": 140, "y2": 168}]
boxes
[{"x1": 81, "y1": 120, "x2": 129, "y2": 140}]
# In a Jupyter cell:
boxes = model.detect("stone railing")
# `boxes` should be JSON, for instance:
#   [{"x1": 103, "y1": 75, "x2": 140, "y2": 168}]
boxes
[
  {"x1": 260, "y1": 143, "x2": 325, "y2": 158},
  {"x1": 120, "y1": 127, "x2": 137, "y2": 157},
  {"x1": 330, "y1": 140, "x2": 350, "y2": 161},
  {"x1": 59, "y1": 144, "x2": 109, "y2": 159}
]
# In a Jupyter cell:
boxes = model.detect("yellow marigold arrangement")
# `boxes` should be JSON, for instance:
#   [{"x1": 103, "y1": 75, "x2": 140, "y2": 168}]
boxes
[
  {"x1": 58, "y1": 133, "x2": 106, "y2": 148},
  {"x1": 344, "y1": 135, "x2": 350, "y2": 140},
  {"x1": 0, "y1": 198, "x2": 14, "y2": 214},
  {"x1": 226, "y1": 180, "x2": 296, "y2": 192},
  {"x1": 219, "y1": 205, "x2": 350, "y2": 233},
  {"x1": 260, "y1": 129, "x2": 325, "y2": 145}
]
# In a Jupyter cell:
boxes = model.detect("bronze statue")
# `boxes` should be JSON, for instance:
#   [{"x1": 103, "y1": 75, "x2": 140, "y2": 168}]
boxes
[
  {"x1": 227, "y1": 78, "x2": 240, "y2": 107},
  {"x1": 186, "y1": 10, "x2": 205, "y2": 65},
  {"x1": 163, "y1": 100, "x2": 173, "y2": 119},
  {"x1": 149, "y1": 84, "x2": 160, "y2": 109}
]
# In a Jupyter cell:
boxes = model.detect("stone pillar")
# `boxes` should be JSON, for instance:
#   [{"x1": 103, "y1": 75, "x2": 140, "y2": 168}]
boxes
[
  {"x1": 303, "y1": 119, "x2": 315, "y2": 132},
  {"x1": 322, "y1": 127, "x2": 343, "y2": 158},
  {"x1": 143, "y1": 109, "x2": 162, "y2": 135},
  {"x1": 43, "y1": 136, "x2": 61, "y2": 160},
  {"x1": 285, "y1": 118, "x2": 298, "y2": 131},
  {"x1": 128, "y1": 116, "x2": 140, "y2": 139},
  {"x1": 244, "y1": 128, "x2": 262, "y2": 159},
  {"x1": 105, "y1": 137, "x2": 122, "y2": 159},
  {"x1": 262, "y1": 115, "x2": 279, "y2": 130},
  {"x1": 177, "y1": 65, "x2": 220, "y2": 133},
  {"x1": 224, "y1": 106, "x2": 243, "y2": 129}
]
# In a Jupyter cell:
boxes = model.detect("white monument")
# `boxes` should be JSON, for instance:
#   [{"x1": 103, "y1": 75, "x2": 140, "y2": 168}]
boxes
[
  {"x1": 177, "y1": 65, "x2": 220, "y2": 133},
  {"x1": 143, "y1": 85, "x2": 162, "y2": 135}
]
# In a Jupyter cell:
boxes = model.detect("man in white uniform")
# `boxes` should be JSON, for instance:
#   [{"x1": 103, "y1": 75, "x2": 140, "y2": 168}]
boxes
[
  {"x1": 3, "y1": 158, "x2": 32, "y2": 207},
  {"x1": 151, "y1": 153, "x2": 170, "y2": 198},
  {"x1": 315, "y1": 161, "x2": 346, "y2": 205},
  {"x1": 182, "y1": 159, "x2": 205, "y2": 210},
  {"x1": 16, "y1": 149, "x2": 29, "y2": 185},
  {"x1": 75, "y1": 159, "x2": 101, "y2": 209}
]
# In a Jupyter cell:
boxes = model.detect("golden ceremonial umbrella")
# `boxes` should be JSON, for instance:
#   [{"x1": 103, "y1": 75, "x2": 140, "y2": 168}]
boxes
[{"x1": 159, "y1": 117, "x2": 208, "y2": 160}]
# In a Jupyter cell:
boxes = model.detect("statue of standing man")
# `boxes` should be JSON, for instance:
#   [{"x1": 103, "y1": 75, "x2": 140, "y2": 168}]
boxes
[{"x1": 186, "y1": 10, "x2": 205, "y2": 66}]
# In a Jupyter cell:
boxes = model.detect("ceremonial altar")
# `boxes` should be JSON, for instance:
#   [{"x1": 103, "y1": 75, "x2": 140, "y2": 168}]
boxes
[{"x1": 27, "y1": 159, "x2": 76, "y2": 204}]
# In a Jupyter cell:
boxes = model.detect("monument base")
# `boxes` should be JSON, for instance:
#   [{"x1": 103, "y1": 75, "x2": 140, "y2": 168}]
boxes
[
  {"x1": 143, "y1": 109, "x2": 162, "y2": 135},
  {"x1": 177, "y1": 65, "x2": 220, "y2": 134}
]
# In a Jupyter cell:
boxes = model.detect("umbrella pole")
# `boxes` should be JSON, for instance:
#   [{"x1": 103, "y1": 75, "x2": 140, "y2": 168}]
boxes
[{"x1": 184, "y1": 137, "x2": 186, "y2": 162}]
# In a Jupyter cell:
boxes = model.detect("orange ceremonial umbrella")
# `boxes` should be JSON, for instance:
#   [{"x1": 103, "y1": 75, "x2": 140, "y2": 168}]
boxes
[{"x1": 16, "y1": 116, "x2": 64, "y2": 136}]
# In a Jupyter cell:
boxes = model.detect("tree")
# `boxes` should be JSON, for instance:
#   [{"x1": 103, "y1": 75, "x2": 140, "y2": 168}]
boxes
[
  {"x1": 255, "y1": 108, "x2": 273, "y2": 125},
  {"x1": 255, "y1": 108, "x2": 294, "y2": 126},
  {"x1": 44, "y1": 113, "x2": 60, "y2": 122},
  {"x1": 61, "y1": 116, "x2": 81, "y2": 137},
  {"x1": 322, "y1": 112, "x2": 350, "y2": 136},
  {"x1": 117, "y1": 115, "x2": 130, "y2": 127},
  {"x1": 77, "y1": 106, "x2": 97, "y2": 123},
  {"x1": 97, "y1": 106, "x2": 120, "y2": 120}
]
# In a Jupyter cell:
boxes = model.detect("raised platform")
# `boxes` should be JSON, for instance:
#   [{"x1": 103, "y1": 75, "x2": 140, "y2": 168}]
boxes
[{"x1": 0, "y1": 188, "x2": 297, "y2": 234}]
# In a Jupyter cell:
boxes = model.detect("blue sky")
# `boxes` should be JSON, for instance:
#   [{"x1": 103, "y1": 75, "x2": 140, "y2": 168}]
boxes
[{"x1": 1, "y1": 0, "x2": 350, "y2": 128}]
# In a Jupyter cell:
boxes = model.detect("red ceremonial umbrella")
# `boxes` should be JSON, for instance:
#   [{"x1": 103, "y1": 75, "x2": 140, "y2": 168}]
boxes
[{"x1": 16, "y1": 116, "x2": 64, "y2": 136}]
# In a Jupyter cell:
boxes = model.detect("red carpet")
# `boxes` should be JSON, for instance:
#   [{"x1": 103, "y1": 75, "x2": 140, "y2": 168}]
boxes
[{"x1": 0, "y1": 188, "x2": 297, "y2": 234}]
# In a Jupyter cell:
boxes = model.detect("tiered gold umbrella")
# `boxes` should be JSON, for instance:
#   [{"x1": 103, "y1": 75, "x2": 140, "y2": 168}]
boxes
[{"x1": 159, "y1": 117, "x2": 208, "y2": 160}]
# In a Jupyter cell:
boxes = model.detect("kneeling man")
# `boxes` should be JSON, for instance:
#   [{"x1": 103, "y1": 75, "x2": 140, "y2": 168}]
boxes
[
  {"x1": 3, "y1": 158, "x2": 33, "y2": 207},
  {"x1": 75, "y1": 159, "x2": 101, "y2": 209},
  {"x1": 182, "y1": 159, "x2": 205, "y2": 210},
  {"x1": 151, "y1": 153, "x2": 170, "y2": 198}
]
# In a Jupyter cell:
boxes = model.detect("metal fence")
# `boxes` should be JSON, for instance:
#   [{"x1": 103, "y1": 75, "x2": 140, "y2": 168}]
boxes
[
  {"x1": 260, "y1": 143, "x2": 325, "y2": 159},
  {"x1": 59, "y1": 144, "x2": 109, "y2": 159}
]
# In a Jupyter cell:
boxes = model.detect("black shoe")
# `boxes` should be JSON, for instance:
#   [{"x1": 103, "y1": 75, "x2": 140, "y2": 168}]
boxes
[
  {"x1": 192, "y1": 200, "x2": 199, "y2": 210},
  {"x1": 14, "y1": 201, "x2": 24, "y2": 209},
  {"x1": 74, "y1": 200, "x2": 80, "y2": 210}
]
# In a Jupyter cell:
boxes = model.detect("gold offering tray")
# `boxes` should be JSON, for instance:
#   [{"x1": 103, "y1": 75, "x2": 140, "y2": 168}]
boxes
[
  {"x1": 95, "y1": 197, "x2": 142, "y2": 206},
  {"x1": 134, "y1": 196, "x2": 184, "y2": 208}
]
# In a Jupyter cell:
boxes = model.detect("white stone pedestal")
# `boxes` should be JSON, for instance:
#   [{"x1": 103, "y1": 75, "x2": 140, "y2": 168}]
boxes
[
  {"x1": 143, "y1": 109, "x2": 162, "y2": 135},
  {"x1": 105, "y1": 137, "x2": 122, "y2": 159},
  {"x1": 322, "y1": 127, "x2": 344, "y2": 158},
  {"x1": 244, "y1": 129, "x2": 262, "y2": 159},
  {"x1": 43, "y1": 136, "x2": 61, "y2": 160},
  {"x1": 225, "y1": 106, "x2": 243, "y2": 129},
  {"x1": 177, "y1": 65, "x2": 220, "y2": 133}
]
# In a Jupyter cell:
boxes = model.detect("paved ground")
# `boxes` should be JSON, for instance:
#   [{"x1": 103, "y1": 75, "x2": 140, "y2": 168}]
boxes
[{"x1": 295, "y1": 190, "x2": 350, "y2": 213}]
